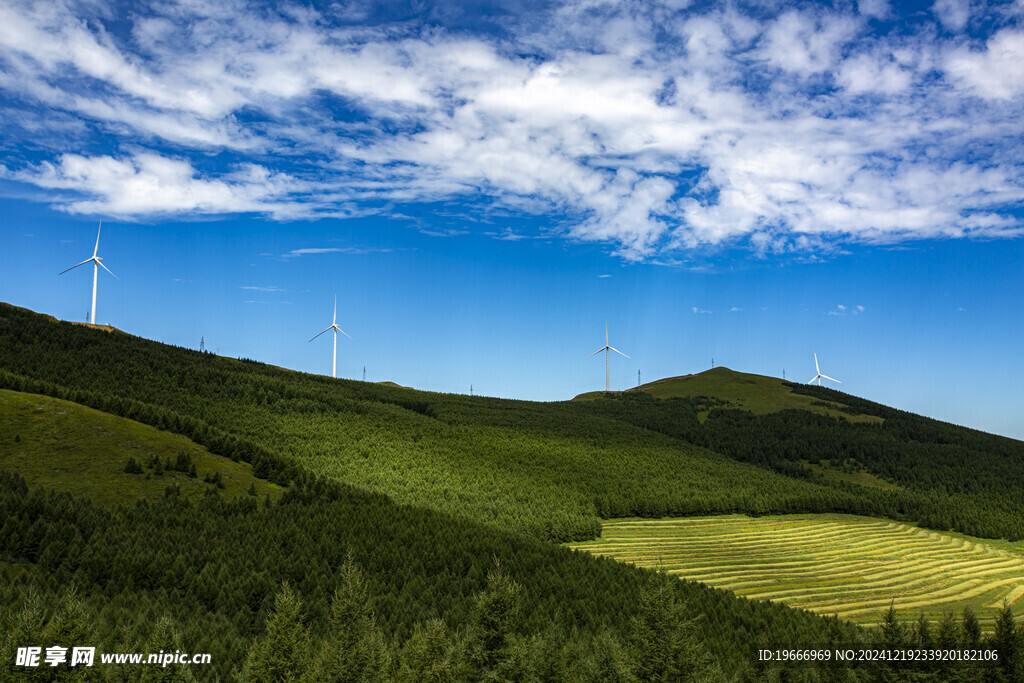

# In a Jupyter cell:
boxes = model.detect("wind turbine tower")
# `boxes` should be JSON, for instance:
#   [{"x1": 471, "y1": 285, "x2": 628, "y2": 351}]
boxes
[
  {"x1": 309, "y1": 295, "x2": 351, "y2": 378},
  {"x1": 587, "y1": 321, "x2": 630, "y2": 392},
  {"x1": 807, "y1": 353, "x2": 841, "y2": 387},
  {"x1": 60, "y1": 222, "x2": 116, "y2": 325}
]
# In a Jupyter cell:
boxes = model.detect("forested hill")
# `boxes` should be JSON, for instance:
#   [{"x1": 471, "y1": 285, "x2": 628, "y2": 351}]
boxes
[
  {"x1": 3, "y1": 302, "x2": 1024, "y2": 678},
  {"x1": 1, "y1": 302, "x2": 877, "y2": 680},
  {"x1": 1, "y1": 301, "x2": 1023, "y2": 543}
]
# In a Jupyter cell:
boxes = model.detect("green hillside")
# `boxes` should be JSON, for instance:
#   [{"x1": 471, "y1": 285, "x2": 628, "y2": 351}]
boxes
[
  {"x1": 0, "y1": 304, "x2": 875, "y2": 543},
  {"x1": 2, "y1": 302, "x2": 1024, "y2": 680},
  {"x1": 0, "y1": 388, "x2": 281, "y2": 505}
]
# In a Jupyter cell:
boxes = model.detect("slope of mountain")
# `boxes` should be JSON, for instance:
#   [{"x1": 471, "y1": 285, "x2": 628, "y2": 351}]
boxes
[
  {"x1": 0, "y1": 388, "x2": 281, "y2": 505},
  {"x1": 0, "y1": 303, "x2": 876, "y2": 680}
]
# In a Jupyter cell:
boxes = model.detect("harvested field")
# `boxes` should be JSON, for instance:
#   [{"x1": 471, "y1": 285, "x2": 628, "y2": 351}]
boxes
[{"x1": 570, "y1": 514, "x2": 1024, "y2": 628}]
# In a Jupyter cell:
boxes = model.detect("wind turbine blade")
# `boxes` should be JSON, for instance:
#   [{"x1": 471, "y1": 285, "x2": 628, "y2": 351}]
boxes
[
  {"x1": 814, "y1": 353, "x2": 820, "y2": 374},
  {"x1": 309, "y1": 326, "x2": 332, "y2": 342},
  {"x1": 338, "y1": 327, "x2": 352, "y2": 339},
  {"x1": 605, "y1": 321, "x2": 608, "y2": 346},
  {"x1": 93, "y1": 222, "x2": 102, "y2": 258},
  {"x1": 98, "y1": 261, "x2": 118, "y2": 279},
  {"x1": 821, "y1": 375, "x2": 841, "y2": 384},
  {"x1": 807, "y1": 375, "x2": 819, "y2": 385},
  {"x1": 59, "y1": 258, "x2": 92, "y2": 275},
  {"x1": 333, "y1": 295, "x2": 337, "y2": 324},
  {"x1": 586, "y1": 347, "x2": 607, "y2": 359},
  {"x1": 608, "y1": 346, "x2": 630, "y2": 359}
]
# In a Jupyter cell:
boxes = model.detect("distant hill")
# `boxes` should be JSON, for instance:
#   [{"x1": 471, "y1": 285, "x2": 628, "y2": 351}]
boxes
[{"x1": 578, "y1": 366, "x2": 880, "y2": 423}]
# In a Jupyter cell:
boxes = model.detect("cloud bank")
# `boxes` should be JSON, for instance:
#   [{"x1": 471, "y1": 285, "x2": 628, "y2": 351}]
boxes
[{"x1": 1, "y1": 0, "x2": 1023, "y2": 260}]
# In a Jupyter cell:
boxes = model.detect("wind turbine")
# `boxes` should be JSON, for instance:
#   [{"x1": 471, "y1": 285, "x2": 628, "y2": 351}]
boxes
[
  {"x1": 587, "y1": 321, "x2": 629, "y2": 392},
  {"x1": 807, "y1": 353, "x2": 841, "y2": 387},
  {"x1": 59, "y1": 222, "x2": 116, "y2": 325},
  {"x1": 309, "y1": 295, "x2": 351, "y2": 378}
]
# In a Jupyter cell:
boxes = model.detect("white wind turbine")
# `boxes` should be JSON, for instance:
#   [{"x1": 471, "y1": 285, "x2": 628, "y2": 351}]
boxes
[
  {"x1": 807, "y1": 353, "x2": 841, "y2": 386},
  {"x1": 59, "y1": 222, "x2": 116, "y2": 324},
  {"x1": 587, "y1": 321, "x2": 630, "y2": 392},
  {"x1": 309, "y1": 295, "x2": 351, "y2": 378}
]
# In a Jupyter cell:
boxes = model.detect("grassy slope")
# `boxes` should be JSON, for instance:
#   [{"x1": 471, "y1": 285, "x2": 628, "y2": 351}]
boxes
[
  {"x1": 0, "y1": 303, "x2": 858, "y2": 541},
  {"x1": 579, "y1": 367, "x2": 880, "y2": 423},
  {"x1": 801, "y1": 459, "x2": 903, "y2": 492},
  {"x1": 5, "y1": 302, "x2": 1023, "y2": 658},
  {"x1": 0, "y1": 388, "x2": 281, "y2": 505},
  {"x1": 571, "y1": 514, "x2": 1024, "y2": 629}
]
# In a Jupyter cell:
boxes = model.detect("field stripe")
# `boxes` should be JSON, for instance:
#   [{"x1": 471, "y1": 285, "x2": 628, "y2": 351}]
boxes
[{"x1": 570, "y1": 515, "x2": 1024, "y2": 629}]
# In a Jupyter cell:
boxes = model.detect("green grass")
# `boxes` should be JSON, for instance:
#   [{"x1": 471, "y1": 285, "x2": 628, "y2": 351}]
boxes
[
  {"x1": 569, "y1": 514, "x2": 1024, "y2": 630},
  {"x1": 581, "y1": 367, "x2": 881, "y2": 424},
  {"x1": 801, "y1": 459, "x2": 903, "y2": 491},
  {"x1": 0, "y1": 389, "x2": 281, "y2": 506}
]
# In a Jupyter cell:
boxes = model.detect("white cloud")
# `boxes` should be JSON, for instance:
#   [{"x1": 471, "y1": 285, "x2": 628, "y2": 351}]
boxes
[
  {"x1": 691, "y1": 306, "x2": 712, "y2": 314},
  {"x1": 14, "y1": 152, "x2": 317, "y2": 218},
  {"x1": 491, "y1": 228, "x2": 529, "y2": 241},
  {"x1": 827, "y1": 304, "x2": 865, "y2": 316},
  {"x1": 933, "y1": 0, "x2": 970, "y2": 31},
  {"x1": 838, "y1": 53, "x2": 912, "y2": 94},
  {"x1": 1, "y1": 0, "x2": 1023, "y2": 260},
  {"x1": 858, "y1": 0, "x2": 890, "y2": 20},
  {"x1": 756, "y1": 10, "x2": 860, "y2": 76},
  {"x1": 280, "y1": 246, "x2": 392, "y2": 258},
  {"x1": 944, "y1": 29, "x2": 1024, "y2": 100}
]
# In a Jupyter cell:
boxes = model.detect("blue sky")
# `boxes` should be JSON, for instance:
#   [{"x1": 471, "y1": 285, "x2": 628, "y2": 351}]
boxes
[{"x1": 1, "y1": 0, "x2": 1022, "y2": 439}]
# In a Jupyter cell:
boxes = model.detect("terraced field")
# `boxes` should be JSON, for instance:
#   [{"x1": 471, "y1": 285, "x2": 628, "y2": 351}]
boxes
[{"x1": 570, "y1": 515, "x2": 1024, "y2": 628}]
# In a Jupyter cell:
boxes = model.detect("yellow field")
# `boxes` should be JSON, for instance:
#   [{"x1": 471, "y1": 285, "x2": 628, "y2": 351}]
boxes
[{"x1": 569, "y1": 515, "x2": 1024, "y2": 628}]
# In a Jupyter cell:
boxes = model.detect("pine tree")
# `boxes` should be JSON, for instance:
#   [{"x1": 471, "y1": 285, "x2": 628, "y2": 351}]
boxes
[
  {"x1": 41, "y1": 588, "x2": 104, "y2": 682},
  {"x1": 961, "y1": 607, "x2": 981, "y2": 649},
  {"x1": 0, "y1": 588, "x2": 48, "y2": 682},
  {"x1": 936, "y1": 611, "x2": 960, "y2": 650},
  {"x1": 237, "y1": 583, "x2": 310, "y2": 683},
  {"x1": 396, "y1": 619, "x2": 454, "y2": 683},
  {"x1": 878, "y1": 601, "x2": 907, "y2": 648},
  {"x1": 458, "y1": 564, "x2": 529, "y2": 680},
  {"x1": 913, "y1": 613, "x2": 933, "y2": 649},
  {"x1": 991, "y1": 601, "x2": 1022, "y2": 681},
  {"x1": 138, "y1": 616, "x2": 199, "y2": 682},
  {"x1": 310, "y1": 555, "x2": 389, "y2": 682},
  {"x1": 628, "y1": 570, "x2": 719, "y2": 682}
]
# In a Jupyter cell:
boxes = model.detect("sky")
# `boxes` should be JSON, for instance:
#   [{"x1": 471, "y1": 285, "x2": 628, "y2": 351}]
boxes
[{"x1": 1, "y1": 0, "x2": 1022, "y2": 439}]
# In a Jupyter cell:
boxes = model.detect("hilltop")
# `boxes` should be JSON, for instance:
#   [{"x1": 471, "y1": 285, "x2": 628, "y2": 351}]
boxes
[{"x1": 579, "y1": 366, "x2": 880, "y2": 423}]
